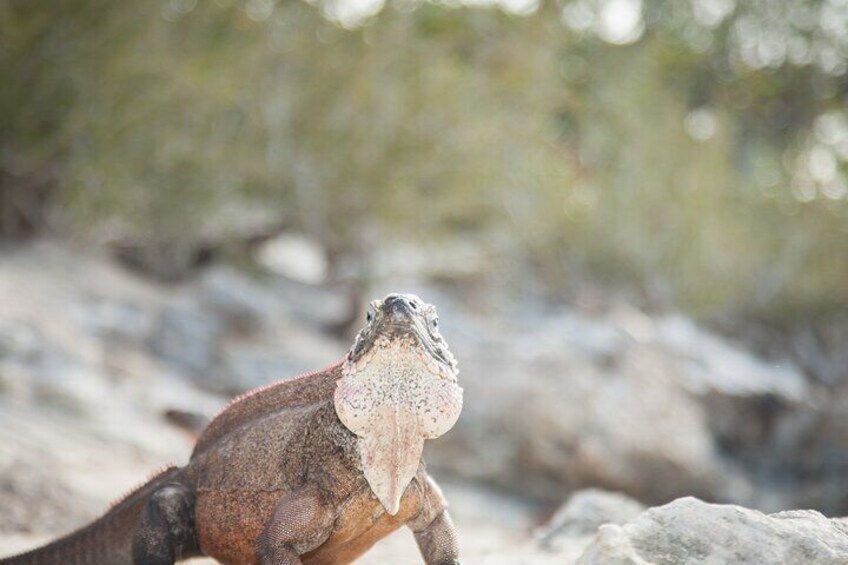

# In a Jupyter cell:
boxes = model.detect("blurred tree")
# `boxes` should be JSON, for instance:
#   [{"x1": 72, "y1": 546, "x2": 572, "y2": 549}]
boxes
[{"x1": 1, "y1": 0, "x2": 847, "y2": 322}]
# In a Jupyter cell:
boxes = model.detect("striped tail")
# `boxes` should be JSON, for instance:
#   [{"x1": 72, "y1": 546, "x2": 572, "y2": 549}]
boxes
[{"x1": 0, "y1": 466, "x2": 184, "y2": 565}]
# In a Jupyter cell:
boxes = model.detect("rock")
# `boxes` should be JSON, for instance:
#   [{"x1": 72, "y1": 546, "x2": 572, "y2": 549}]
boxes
[
  {"x1": 272, "y1": 278, "x2": 357, "y2": 330},
  {"x1": 0, "y1": 320, "x2": 110, "y2": 413},
  {"x1": 767, "y1": 401, "x2": 848, "y2": 513},
  {"x1": 576, "y1": 497, "x2": 848, "y2": 565},
  {"x1": 254, "y1": 233, "x2": 328, "y2": 284},
  {"x1": 199, "y1": 266, "x2": 282, "y2": 333},
  {"x1": 651, "y1": 315, "x2": 837, "y2": 512},
  {"x1": 220, "y1": 344, "x2": 311, "y2": 392},
  {"x1": 73, "y1": 297, "x2": 153, "y2": 345},
  {"x1": 148, "y1": 301, "x2": 224, "y2": 378},
  {"x1": 425, "y1": 302, "x2": 822, "y2": 509},
  {"x1": 0, "y1": 322, "x2": 44, "y2": 364},
  {"x1": 550, "y1": 312, "x2": 630, "y2": 366},
  {"x1": 197, "y1": 266, "x2": 349, "y2": 392},
  {"x1": 426, "y1": 321, "x2": 751, "y2": 505},
  {"x1": 655, "y1": 315, "x2": 811, "y2": 468},
  {"x1": 655, "y1": 314, "x2": 807, "y2": 401},
  {"x1": 536, "y1": 489, "x2": 645, "y2": 548}
]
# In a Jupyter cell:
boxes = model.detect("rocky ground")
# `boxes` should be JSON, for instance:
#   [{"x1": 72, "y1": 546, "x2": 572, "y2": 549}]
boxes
[{"x1": 2, "y1": 239, "x2": 848, "y2": 563}]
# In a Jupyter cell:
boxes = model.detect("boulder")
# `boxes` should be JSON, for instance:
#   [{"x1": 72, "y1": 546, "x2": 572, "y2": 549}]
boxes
[
  {"x1": 425, "y1": 302, "x2": 814, "y2": 508},
  {"x1": 425, "y1": 315, "x2": 750, "y2": 505},
  {"x1": 654, "y1": 315, "x2": 810, "y2": 473},
  {"x1": 576, "y1": 497, "x2": 848, "y2": 565}
]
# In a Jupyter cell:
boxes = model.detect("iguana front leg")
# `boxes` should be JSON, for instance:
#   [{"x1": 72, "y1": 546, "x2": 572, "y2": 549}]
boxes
[
  {"x1": 408, "y1": 475, "x2": 460, "y2": 565},
  {"x1": 255, "y1": 484, "x2": 337, "y2": 565},
  {"x1": 412, "y1": 510, "x2": 460, "y2": 565}
]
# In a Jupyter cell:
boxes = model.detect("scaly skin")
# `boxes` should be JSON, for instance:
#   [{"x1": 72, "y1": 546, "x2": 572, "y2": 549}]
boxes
[{"x1": 0, "y1": 293, "x2": 462, "y2": 565}]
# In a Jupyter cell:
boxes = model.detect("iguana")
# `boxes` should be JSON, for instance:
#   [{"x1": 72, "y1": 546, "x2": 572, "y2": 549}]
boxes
[{"x1": 0, "y1": 293, "x2": 464, "y2": 565}]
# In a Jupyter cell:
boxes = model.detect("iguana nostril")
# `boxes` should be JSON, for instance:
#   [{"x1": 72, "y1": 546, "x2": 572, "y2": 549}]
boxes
[{"x1": 385, "y1": 295, "x2": 413, "y2": 316}]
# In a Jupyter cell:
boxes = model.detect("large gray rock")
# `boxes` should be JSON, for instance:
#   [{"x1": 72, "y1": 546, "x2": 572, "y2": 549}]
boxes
[
  {"x1": 655, "y1": 315, "x2": 807, "y2": 401},
  {"x1": 576, "y1": 497, "x2": 848, "y2": 565},
  {"x1": 426, "y1": 312, "x2": 748, "y2": 505},
  {"x1": 655, "y1": 315, "x2": 811, "y2": 477},
  {"x1": 424, "y1": 301, "x2": 813, "y2": 508}
]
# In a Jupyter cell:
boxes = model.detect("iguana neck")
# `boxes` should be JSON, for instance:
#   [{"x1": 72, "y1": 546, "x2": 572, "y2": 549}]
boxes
[{"x1": 334, "y1": 343, "x2": 463, "y2": 515}]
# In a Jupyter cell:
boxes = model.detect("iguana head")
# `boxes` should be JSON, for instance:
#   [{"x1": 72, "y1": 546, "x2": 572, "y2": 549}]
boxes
[{"x1": 334, "y1": 293, "x2": 463, "y2": 515}]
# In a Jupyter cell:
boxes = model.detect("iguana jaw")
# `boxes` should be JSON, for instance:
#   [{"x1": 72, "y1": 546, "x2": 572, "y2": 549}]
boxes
[
  {"x1": 345, "y1": 294, "x2": 458, "y2": 382},
  {"x1": 348, "y1": 334, "x2": 454, "y2": 381},
  {"x1": 334, "y1": 294, "x2": 462, "y2": 515}
]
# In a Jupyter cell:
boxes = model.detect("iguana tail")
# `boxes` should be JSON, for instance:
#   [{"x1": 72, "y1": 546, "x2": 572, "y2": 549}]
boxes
[{"x1": 0, "y1": 465, "x2": 185, "y2": 565}]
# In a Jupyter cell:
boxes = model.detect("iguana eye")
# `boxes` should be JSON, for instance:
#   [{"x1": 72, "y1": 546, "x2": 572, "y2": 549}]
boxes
[{"x1": 366, "y1": 310, "x2": 373, "y2": 323}]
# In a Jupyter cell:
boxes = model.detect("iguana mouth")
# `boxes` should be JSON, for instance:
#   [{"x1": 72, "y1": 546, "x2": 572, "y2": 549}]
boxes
[
  {"x1": 334, "y1": 294, "x2": 463, "y2": 515},
  {"x1": 346, "y1": 294, "x2": 458, "y2": 381},
  {"x1": 348, "y1": 334, "x2": 454, "y2": 381}
]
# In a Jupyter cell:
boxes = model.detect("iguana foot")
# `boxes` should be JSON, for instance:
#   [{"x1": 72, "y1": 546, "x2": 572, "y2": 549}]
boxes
[
  {"x1": 407, "y1": 474, "x2": 460, "y2": 565},
  {"x1": 412, "y1": 509, "x2": 461, "y2": 565}
]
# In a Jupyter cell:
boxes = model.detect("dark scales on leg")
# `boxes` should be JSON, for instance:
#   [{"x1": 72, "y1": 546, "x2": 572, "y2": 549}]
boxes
[{"x1": 133, "y1": 484, "x2": 199, "y2": 565}]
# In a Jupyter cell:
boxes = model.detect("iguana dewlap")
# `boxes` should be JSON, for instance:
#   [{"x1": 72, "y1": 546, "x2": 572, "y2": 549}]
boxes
[{"x1": 0, "y1": 293, "x2": 463, "y2": 565}]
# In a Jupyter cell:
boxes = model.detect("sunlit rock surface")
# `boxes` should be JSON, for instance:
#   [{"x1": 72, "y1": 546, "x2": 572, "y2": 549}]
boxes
[{"x1": 576, "y1": 497, "x2": 848, "y2": 565}]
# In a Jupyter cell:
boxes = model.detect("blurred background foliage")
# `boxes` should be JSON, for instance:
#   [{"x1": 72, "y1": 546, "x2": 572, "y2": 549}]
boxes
[{"x1": 2, "y1": 0, "x2": 847, "y2": 325}]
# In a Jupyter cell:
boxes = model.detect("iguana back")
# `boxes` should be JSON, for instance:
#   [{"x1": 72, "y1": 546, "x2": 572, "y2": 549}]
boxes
[{"x1": 192, "y1": 362, "x2": 343, "y2": 457}]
